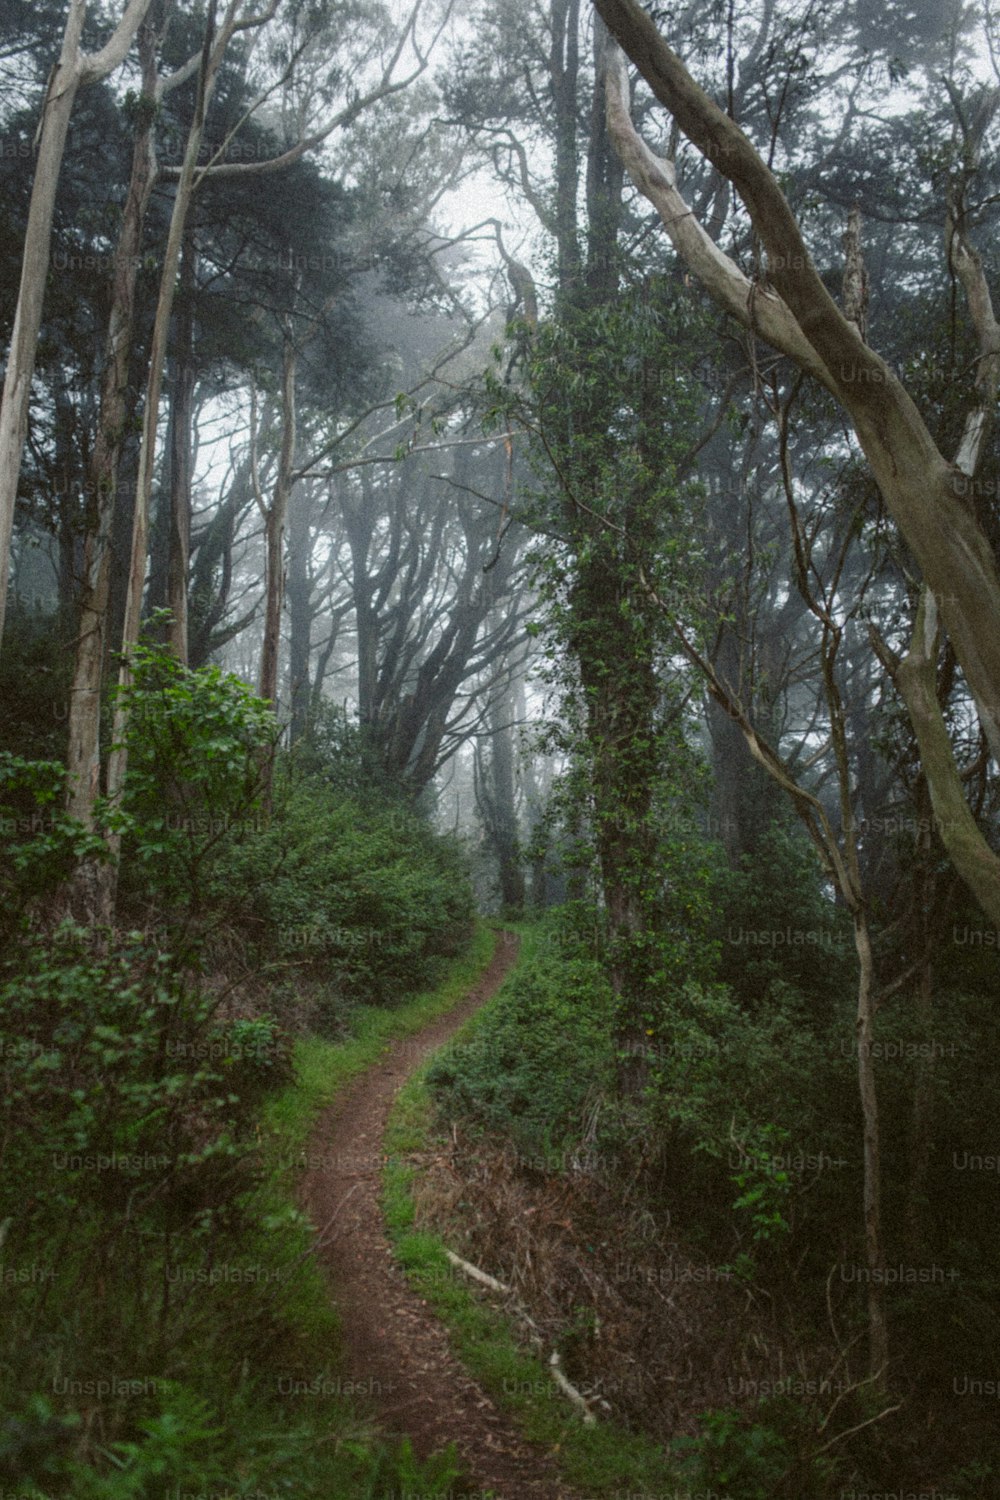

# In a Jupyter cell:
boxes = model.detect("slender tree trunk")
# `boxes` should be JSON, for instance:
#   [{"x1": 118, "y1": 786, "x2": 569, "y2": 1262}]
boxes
[
  {"x1": 258, "y1": 336, "x2": 297, "y2": 710},
  {"x1": 490, "y1": 693, "x2": 525, "y2": 912},
  {"x1": 475, "y1": 666, "x2": 526, "y2": 912},
  {"x1": 345, "y1": 496, "x2": 378, "y2": 727},
  {"x1": 64, "y1": 21, "x2": 158, "y2": 926},
  {"x1": 286, "y1": 481, "x2": 313, "y2": 744},
  {"x1": 106, "y1": 3, "x2": 223, "y2": 833},
  {"x1": 0, "y1": 0, "x2": 153, "y2": 649},
  {"x1": 852, "y1": 906, "x2": 888, "y2": 1382},
  {"x1": 599, "y1": 10, "x2": 1000, "y2": 926},
  {"x1": 0, "y1": 3, "x2": 87, "y2": 645},
  {"x1": 551, "y1": 0, "x2": 582, "y2": 291},
  {"x1": 165, "y1": 232, "x2": 197, "y2": 664},
  {"x1": 904, "y1": 778, "x2": 939, "y2": 1260}
]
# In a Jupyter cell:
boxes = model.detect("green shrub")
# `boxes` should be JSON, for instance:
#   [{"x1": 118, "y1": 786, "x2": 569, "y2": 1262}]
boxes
[
  {"x1": 0, "y1": 609, "x2": 73, "y2": 762},
  {"x1": 111, "y1": 639, "x2": 279, "y2": 918},
  {"x1": 710, "y1": 820, "x2": 855, "y2": 1018},
  {"x1": 671, "y1": 1402, "x2": 841, "y2": 1499},
  {"x1": 426, "y1": 915, "x2": 616, "y2": 1153},
  {"x1": 0, "y1": 752, "x2": 108, "y2": 938},
  {"x1": 212, "y1": 773, "x2": 474, "y2": 1003},
  {"x1": 0, "y1": 930, "x2": 264, "y2": 1442}
]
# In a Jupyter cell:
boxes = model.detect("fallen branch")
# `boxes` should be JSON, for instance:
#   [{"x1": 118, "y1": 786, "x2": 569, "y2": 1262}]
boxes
[
  {"x1": 444, "y1": 1248, "x2": 512, "y2": 1295},
  {"x1": 549, "y1": 1351, "x2": 597, "y2": 1425},
  {"x1": 442, "y1": 1248, "x2": 599, "y2": 1424}
]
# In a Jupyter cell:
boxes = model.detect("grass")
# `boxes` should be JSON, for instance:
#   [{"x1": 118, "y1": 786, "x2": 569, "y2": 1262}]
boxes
[
  {"x1": 381, "y1": 922, "x2": 684, "y2": 1498},
  {"x1": 4, "y1": 923, "x2": 499, "y2": 1499},
  {"x1": 252, "y1": 920, "x2": 499, "y2": 1352},
  {"x1": 261, "y1": 919, "x2": 497, "y2": 1153}
]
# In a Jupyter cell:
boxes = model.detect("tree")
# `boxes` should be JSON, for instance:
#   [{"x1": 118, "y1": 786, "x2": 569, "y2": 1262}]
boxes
[
  {"x1": 0, "y1": 0, "x2": 154, "y2": 647},
  {"x1": 594, "y1": 0, "x2": 1000, "y2": 932},
  {"x1": 473, "y1": 638, "x2": 527, "y2": 911}
]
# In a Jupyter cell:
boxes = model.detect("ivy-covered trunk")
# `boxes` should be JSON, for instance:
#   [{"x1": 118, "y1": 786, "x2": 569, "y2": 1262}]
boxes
[{"x1": 570, "y1": 534, "x2": 662, "y2": 1069}]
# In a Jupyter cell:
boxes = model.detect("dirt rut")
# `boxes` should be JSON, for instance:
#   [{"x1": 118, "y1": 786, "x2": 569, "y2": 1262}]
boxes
[{"x1": 299, "y1": 931, "x2": 583, "y2": 1500}]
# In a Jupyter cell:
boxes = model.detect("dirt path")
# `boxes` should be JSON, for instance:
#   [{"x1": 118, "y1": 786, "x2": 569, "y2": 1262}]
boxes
[{"x1": 299, "y1": 931, "x2": 582, "y2": 1500}]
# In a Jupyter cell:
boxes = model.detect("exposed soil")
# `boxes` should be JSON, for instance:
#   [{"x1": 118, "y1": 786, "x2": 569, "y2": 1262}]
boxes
[{"x1": 299, "y1": 931, "x2": 582, "y2": 1500}]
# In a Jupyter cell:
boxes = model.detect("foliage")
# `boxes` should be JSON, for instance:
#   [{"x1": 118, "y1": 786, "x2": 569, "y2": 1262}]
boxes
[
  {"x1": 485, "y1": 276, "x2": 717, "y2": 1052},
  {"x1": 212, "y1": 770, "x2": 474, "y2": 1004},
  {"x1": 671, "y1": 1401, "x2": 841, "y2": 1499},
  {"x1": 0, "y1": 609, "x2": 74, "y2": 761},
  {"x1": 426, "y1": 913, "x2": 616, "y2": 1154},
  {"x1": 112, "y1": 639, "x2": 279, "y2": 918},
  {"x1": 0, "y1": 751, "x2": 108, "y2": 939},
  {"x1": 287, "y1": 697, "x2": 408, "y2": 805},
  {"x1": 0, "y1": 928, "x2": 260, "y2": 1484},
  {"x1": 711, "y1": 819, "x2": 856, "y2": 1018},
  {"x1": 0, "y1": 924, "x2": 492, "y2": 1496}
]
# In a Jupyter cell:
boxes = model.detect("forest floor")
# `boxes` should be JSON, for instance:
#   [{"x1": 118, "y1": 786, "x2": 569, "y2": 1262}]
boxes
[{"x1": 299, "y1": 929, "x2": 581, "y2": 1499}]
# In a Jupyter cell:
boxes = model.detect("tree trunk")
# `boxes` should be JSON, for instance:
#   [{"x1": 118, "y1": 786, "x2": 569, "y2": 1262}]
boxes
[
  {"x1": 64, "y1": 17, "x2": 157, "y2": 900},
  {"x1": 598, "y1": 8, "x2": 1000, "y2": 927},
  {"x1": 0, "y1": 0, "x2": 154, "y2": 649},
  {"x1": 258, "y1": 336, "x2": 297, "y2": 710},
  {"x1": 165, "y1": 231, "x2": 197, "y2": 664},
  {"x1": 475, "y1": 666, "x2": 525, "y2": 912},
  {"x1": 852, "y1": 906, "x2": 888, "y2": 1382},
  {"x1": 286, "y1": 480, "x2": 313, "y2": 744},
  {"x1": 107, "y1": 2, "x2": 225, "y2": 830},
  {"x1": 551, "y1": 0, "x2": 582, "y2": 292}
]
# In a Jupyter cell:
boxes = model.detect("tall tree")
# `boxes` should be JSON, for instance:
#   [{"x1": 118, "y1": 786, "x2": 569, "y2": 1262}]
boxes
[
  {"x1": 0, "y1": 0, "x2": 154, "y2": 647},
  {"x1": 595, "y1": 0, "x2": 1000, "y2": 931}
]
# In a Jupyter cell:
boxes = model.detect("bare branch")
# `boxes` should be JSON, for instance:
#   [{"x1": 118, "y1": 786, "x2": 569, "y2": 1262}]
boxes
[{"x1": 80, "y1": 0, "x2": 155, "y2": 83}]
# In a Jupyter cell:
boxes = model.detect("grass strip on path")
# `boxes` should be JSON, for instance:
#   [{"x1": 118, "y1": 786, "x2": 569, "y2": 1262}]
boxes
[
  {"x1": 381, "y1": 923, "x2": 683, "y2": 1499},
  {"x1": 262, "y1": 920, "x2": 498, "y2": 1166}
]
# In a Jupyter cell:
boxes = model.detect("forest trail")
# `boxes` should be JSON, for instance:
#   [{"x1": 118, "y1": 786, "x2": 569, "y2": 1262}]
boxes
[{"x1": 299, "y1": 930, "x2": 582, "y2": 1500}]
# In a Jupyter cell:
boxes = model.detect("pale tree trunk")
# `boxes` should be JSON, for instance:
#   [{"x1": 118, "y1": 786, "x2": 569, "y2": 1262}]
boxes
[
  {"x1": 165, "y1": 232, "x2": 197, "y2": 665},
  {"x1": 646, "y1": 564, "x2": 893, "y2": 1377},
  {"x1": 64, "y1": 18, "x2": 207, "y2": 841},
  {"x1": 637, "y1": 364, "x2": 892, "y2": 1378},
  {"x1": 63, "y1": 20, "x2": 158, "y2": 920},
  {"x1": 286, "y1": 481, "x2": 313, "y2": 745},
  {"x1": 106, "y1": 0, "x2": 236, "y2": 825},
  {"x1": 0, "y1": 0, "x2": 154, "y2": 649},
  {"x1": 597, "y1": 4, "x2": 1000, "y2": 937}
]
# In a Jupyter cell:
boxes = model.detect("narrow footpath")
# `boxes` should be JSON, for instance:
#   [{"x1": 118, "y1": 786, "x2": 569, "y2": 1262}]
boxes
[{"x1": 299, "y1": 930, "x2": 582, "y2": 1500}]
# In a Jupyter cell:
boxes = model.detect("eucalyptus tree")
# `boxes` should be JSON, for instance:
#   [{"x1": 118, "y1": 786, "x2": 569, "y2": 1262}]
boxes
[
  {"x1": 446, "y1": 4, "x2": 719, "y2": 1055},
  {"x1": 587, "y1": 0, "x2": 1000, "y2": 1381},
  {"x1": 0, "y1": 0, "x2": 154, "y2": 647},
  {"x1": 328, "y1": 434, "x2": 529, "y2": 796},
  {"x1": 596, "y1": 0, "x2": 1000, "y2": 932},
  {"x1": 46, "y1": 0, "x2": 447, "y2": 914}
]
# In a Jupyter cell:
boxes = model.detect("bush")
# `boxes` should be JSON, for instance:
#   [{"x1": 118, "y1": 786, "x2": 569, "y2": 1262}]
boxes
[
  {"x1": 710, "y1": 821, "x2": 855, "y2": 1019},
  {"x1": 211, "y1": 773, "x2": 474, "y2": 1004},
  {"x1": 112, "y1": 640, "x2": 279, "y2": 918},
  {"x1": 671, "y1": 1401, "x2": 841, "y2": 1499},
  {"x1": 427, "y1": 914, "x2": 617, "y2": 1154},
  {"x1": 0, "y1": 930, "x2": 266, "y2": 1467},
  {"x1": 0, "y1": 752, "x2": 108, "y2": 938},
  {"x1": 0, "y1": 609, "x2": 73, "y2": 762}
]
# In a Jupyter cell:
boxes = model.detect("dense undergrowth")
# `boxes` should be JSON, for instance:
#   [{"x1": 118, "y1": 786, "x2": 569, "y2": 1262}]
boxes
[
  {"x1": 423, "y1": 877, "x2": 1000, "y2": 1497},
  {"x1": 3, "y1": 630, "x2": 999, "y2": 1499},
  {"x1": 384, "y1": 1054, "x2": 686, "y2": 1497},
  {"x1": 0, "y1": 642, "x2": 476, "y2": 1496}
]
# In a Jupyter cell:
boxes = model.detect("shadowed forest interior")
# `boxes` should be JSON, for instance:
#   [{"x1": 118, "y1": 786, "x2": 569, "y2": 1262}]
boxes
[{"x1": 1, "y1": 1, "x2": 999, "y2": 1495}]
